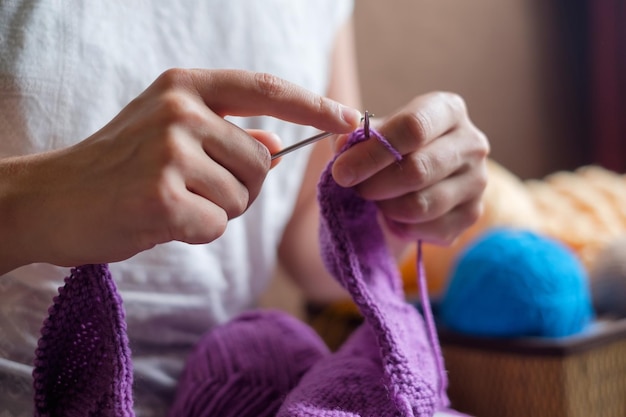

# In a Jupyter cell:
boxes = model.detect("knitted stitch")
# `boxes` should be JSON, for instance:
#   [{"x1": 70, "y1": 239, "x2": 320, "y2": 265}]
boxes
[
  {"x1": 32, "y1": 127, "x2": 449, "y2": 417},
  {"x1": 277, "y1": 127, "x2": 449, "y2": 416},
  {"x1": 167, "y1": 310, "x2": 330, "y2": 417},
  {"x1": 32, "y1": 264, "x2": 134, "y2": 417}
]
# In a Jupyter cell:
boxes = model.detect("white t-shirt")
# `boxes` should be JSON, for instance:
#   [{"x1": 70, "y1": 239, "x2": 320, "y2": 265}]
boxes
[{"x1": 0, "y1": 1, "x2": 353, "y2": 415}]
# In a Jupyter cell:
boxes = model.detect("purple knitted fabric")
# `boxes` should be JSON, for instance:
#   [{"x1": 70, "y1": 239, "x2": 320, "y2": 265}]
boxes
[
  {"x1": 277, "y1": 128, "x2": 449, "y2": 416},
  {"x1": 168, "y1": 310, "x2": 330, "y2": 417},
  {"x1": 32, "y1": 127, "x2": 449, "y2": 417},
  {"x1": 32, "y1": 264, "x2": 134, "y2": 417}
]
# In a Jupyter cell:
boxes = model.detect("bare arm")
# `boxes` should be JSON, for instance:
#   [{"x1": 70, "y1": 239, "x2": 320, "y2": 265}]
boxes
[
  {"x1": 279, "y1": 17, "x2": 490, "y2": 304},
  {"x1": 278, "y1": 18, "x2": 363, "y2": 303},
  {"x1": 0, "y1": 69, "x2": 361, "y2": 276}
]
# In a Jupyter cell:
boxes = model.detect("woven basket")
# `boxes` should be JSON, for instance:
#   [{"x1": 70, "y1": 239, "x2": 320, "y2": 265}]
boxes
[
  {"x1": 306, "y1": 304, "x2": 626, "y2": 417},
  {"x1": 440, "y1": 319, "x2": 626, "y2": 417}
]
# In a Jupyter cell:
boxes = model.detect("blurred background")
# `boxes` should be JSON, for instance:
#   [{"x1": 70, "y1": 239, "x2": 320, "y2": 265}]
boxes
[
  {"x1": 354, "y1": 0, "x2": 624, "y2": 179},
  {"x1": 262, "y1": 0, "x2": 626, "y2": 320},
  {"x1": 263, "y1": 4, "x2": 626, "y2": 415}
]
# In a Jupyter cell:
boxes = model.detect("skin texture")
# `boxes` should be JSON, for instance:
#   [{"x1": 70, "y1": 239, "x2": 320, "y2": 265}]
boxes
[
  {"x1": 279, "y1": 19, "x2": 490, "y2": 302},
  {"x1": 0, "y1": 69, "x2": 361, "y2": 274},
  {"x1": 0, "y1": 19, "x2": 490, "y2": 306}
]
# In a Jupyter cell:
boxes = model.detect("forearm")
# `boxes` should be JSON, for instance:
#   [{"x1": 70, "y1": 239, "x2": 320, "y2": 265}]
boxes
[
  {"x1": 278, "y1": 17, "x2": 362, "y2": 303},
  {"x1": 278, "y1": 194, "x2": 412, "y2": 305},
  {"x1": 0, "y1": 154, "x2": 42, "y2": 274},
  {"x1": 278, "y1": 139, "x2": 349, "y2": 304},
  {"x1": 280, "y1": 18, "x2": 489, "y2": 303}
]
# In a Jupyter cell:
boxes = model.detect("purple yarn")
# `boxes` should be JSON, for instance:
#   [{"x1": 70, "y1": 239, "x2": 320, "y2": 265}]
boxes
[
  {"x1": 346, "y1": 127, "x2": 403, "y2": 161},
  {"x1": 33, "y1": 264, "x2": 134, "y2": 417},
  {"x1": 168, "y1": 310, "x2": 330, "y2": 417},
  {"x1": 32, "y1": 127, "x2": 450, "y2": 416},
  {"x1": 277, "y1": 127, "x2": 448, "y2": 416}
]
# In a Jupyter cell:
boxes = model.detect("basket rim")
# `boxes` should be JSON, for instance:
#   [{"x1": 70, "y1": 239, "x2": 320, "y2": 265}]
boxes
[{"x1": 439, "y1": 318, "x2": 626, "y2": 356}]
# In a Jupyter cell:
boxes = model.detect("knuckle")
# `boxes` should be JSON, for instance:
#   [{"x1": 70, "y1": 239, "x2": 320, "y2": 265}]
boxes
[
  {"x1": 408, "y1": 192, "x2": 431, "y2": 219},
  {"x1": 155, "y1": 68, "x2": 189, "y2": 90},
  {"x1": 186, "y1": 209, "x2": 228, "y2": 244},
  {"x1": 405, "y1": 109, "x2": 433, "y2": 144},
  {"x1": 444, "y1": 92, "x2": 467, "y2": 116},
  {"x1": 133, "y1": 230, "x2": 162, "y2": 254},
  {"x1": 405, "y1": 153, "x2": 433, "y2": 187},
  {"x1": 209, "y1": 213, "x2": 229, "y2": 240},
  {"x1": 156, "y1": 129, "x2": 186, "y2": 166},
  {"x1": 158, "y1": 91, "x2": 202, "y2": 125},
  {"x1": 241, "y1": 138, "x2": 271, "y2": 182},
  {"x1": 243, "y1": 158, "x2": 270, "y2": 204},
  {"x1": 178, "y1": 208, "x2": 229, "y2": 245},
  {"x1": 475, "y1": 129, "x2": 491, "y2": 156},
  {"x1": 136, "y1": 176, "x2": 183, "y2": 239},
  {"x1": 460, "y1": 199, "x2": 484, "y2": 230},
  {"x1": 253, "y1": 72, "x2": 287, "y2": 99},
  {"x1": 316, "y1": 95, "x2": 328, "y2": 115},
  {"x1": 226, "y1": 188, "x2": 250, "y2": 219},
  {"x1": 251, "y1": 138, "x2": 272, "y2": 170},
  {"x1": 153, "y1": 175, "x2": 182, "y2": 217}
]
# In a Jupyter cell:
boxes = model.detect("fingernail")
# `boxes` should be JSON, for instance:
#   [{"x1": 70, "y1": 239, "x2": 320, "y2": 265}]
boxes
[
  {"x1": 268, "y1": 132, "x2": 282, "y2": 147},
  {"x1": 341, "y1": 106, "x2": 362, "y2": 128}
]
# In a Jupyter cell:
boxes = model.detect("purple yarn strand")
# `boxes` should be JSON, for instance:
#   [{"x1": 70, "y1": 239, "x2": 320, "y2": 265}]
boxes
[
  {"x1": 340, "y1": 128, "x2": 403, "y2": 162},
  {"x1": 31, "y1": 126, "x2": 450, "y2": 417},
  {"x1": 417, "y1": 240, "x2": 449, "y2": 406}
]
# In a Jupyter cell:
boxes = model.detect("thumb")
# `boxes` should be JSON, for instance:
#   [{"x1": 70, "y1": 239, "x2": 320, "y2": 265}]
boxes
[{"x1": 245, "y1": 129, "x2": 282, "y2": 169}]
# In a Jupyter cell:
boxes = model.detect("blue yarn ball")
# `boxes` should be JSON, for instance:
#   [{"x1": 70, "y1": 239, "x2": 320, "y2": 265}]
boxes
[{"x1": 439, "y1": 228, "x2": 593, "y2": 338}]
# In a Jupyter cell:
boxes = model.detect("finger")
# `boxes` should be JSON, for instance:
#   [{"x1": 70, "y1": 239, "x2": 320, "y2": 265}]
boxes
[
  {"x1": 172, "y1": 121, "x2": 271, "y2": 217},
  {"x1": 383, "y1": 197, "x2": 484, "y2": 246},
  {"x1": 332, "y1": 92, "x2": 467, "y2": 187},
  {"x1": 376, "y1": 163, "x2": 487, "y2": 224},
  {"x1": 169, "y1": 191, "x2": 230, "y2": 244},
  {"x1": 158, "y1": 69, "x2": 362, "y2": 133},
  {"x1": 131, "y1": 174, "x2": 230, "y2": 248},
  {"x1": 379, "y1": 92, "x2": 467, "y2": 152},
  {"x1": 190, "y1": 113, "x2": 273, "y2": 208},
  {"x1": 182, "y1": 154, "x2": 252, "y2": 220},
  {"x1": 245, "y1": 129, "x2": 282, "y2": 168},
  {"x1": 355, "y1": 131, "x2": 467, "y2": 201}
]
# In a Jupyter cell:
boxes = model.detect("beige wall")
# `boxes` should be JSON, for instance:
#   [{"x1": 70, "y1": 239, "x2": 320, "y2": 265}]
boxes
[
  {"x1": 354, "y1": 0, "x2": 584, "y2": 179},
  {"x1": 261, "y1": 1, "x2": 585, "y2": 314}
]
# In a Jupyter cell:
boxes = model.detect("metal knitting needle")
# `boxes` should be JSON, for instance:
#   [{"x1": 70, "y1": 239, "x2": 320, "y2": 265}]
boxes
[
  {"x1": 363, "y1": 110, "x2": 371, "y2": 138},
  {"x1": 270, "y1": 111, "x2": 371, "y2": 160},
  {"x1": 270, "y1": 130, "x2": 334, "y2": 160}
]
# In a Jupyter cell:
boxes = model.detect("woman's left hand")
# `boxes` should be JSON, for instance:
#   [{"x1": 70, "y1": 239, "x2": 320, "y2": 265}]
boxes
[{"x1": 331, "y1": 91, "x2": 490, "y2": 245}]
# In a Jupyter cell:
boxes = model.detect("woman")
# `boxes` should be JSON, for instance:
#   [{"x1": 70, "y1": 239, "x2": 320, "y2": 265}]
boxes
[{"x1": 0, "y1": 1, "x2": 488, "y2": 414}]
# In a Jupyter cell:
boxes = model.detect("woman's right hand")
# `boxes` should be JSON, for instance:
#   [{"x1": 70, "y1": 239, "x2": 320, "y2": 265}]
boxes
[{"x1": 0, "y1": 69, "x2": 361, "y2": 273}]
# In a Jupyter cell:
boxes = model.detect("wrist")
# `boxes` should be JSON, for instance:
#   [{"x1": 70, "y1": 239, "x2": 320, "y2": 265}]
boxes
[{"x1": 0, "y1": 155, "x2": 46, "y2": 274}]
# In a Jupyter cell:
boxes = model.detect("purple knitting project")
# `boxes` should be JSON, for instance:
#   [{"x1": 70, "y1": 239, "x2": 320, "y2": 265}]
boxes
[
  {"x1": 32, "y1": 127, "x2": 449, "y2": 416},
  {"x1": 32, "y1": 264, "x2": 133, "y2": 417},
  {"x1": 277, "y1": 128, "x2": 448, "y2": 416}
]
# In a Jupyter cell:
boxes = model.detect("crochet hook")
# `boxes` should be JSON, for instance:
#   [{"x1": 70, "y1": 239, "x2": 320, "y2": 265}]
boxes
[{"x1": 270, "y1": 111, "x2": 370, "y2": 160}]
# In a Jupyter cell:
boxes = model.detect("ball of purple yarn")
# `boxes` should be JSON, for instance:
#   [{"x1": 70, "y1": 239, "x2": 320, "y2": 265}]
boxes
[{"x1": 439, "y1": 228, "x2": 594, "y2": 338}]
